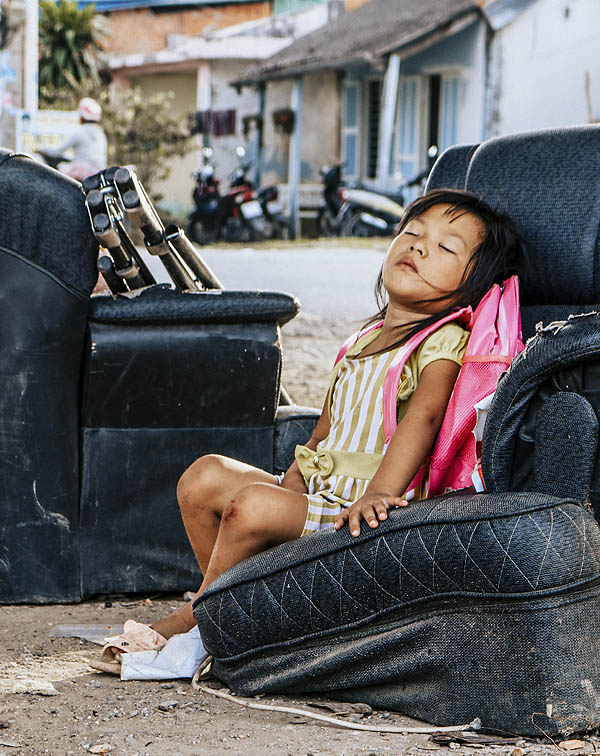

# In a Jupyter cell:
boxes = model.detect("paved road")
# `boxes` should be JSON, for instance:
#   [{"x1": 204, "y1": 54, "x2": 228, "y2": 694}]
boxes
[{"x1": 142, "y1": 242, "x2": 387, "y2": 321}]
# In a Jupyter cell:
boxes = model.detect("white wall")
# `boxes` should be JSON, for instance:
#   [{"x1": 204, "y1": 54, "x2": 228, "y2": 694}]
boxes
[
  {"x1": 491, "y1": 0, "x2": 600, "y2": 135},
  {"x1": 129, "y1": 70, "x2": 198, "y2": 216},
  {"x1": 208, "y1": 58, "x2": 264, "y2": 186}
]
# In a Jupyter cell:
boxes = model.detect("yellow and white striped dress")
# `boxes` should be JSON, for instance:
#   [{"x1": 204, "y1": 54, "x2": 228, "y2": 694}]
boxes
[{"x1": 296, "y1": 322, "x2": 469, "y2": 536}]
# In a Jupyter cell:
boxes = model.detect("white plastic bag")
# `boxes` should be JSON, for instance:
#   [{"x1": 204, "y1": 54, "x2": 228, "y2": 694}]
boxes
[{"x1": 120, "y1": 625, "x2": 207, "y2": 681}]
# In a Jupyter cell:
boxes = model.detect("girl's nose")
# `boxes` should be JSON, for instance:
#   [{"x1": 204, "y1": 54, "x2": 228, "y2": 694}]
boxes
[{"x1": 409, "y1": 244, "x2": 425, "y2": 256}]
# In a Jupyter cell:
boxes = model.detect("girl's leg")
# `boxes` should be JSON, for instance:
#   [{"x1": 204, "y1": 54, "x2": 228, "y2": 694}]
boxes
[
  {"x1": 176, "y1": 454, "x2": 279, "y2": 575},
  {"x1": 151, "y1": 481, "x2": 308, "y2": 638}
]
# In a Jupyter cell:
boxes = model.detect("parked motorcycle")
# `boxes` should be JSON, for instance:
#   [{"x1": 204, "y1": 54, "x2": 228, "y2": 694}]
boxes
[
  {"x1": 187, "y1": 147, "x2": 287, "y2": 244},
  {"x1": 318, "y1": 164, "x2": 404, "y2": 237},
  {"x1": 187, "y1": 148, "x2": 223, "y2": 244},
  {"x1": 187, "y1": 148, "x2": 266, "y2": 244},
  {"x1": 318, "y1": 146, "x2": 439, "y2": 238},
  {"x1": 230, "y1": 147, "x2": 290, "y2": 239}
]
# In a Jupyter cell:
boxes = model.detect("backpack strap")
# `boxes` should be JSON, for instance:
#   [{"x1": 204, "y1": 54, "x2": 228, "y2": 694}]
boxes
[
  {"x1": 334, "y1": 320, "x2": 384, "y2": 366},
  {"x1": 382, "y1": 308, "x2": 472, "y2": 444}
]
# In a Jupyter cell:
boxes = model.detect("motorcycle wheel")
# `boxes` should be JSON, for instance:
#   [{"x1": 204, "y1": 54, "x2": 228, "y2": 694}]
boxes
[
  {"x1": 188, "y1": 217, "x2": 210, "y2": 245},
  {"x1": 318, "y1": 207, "x2": 338, "y2": 237},
  {"x1": 249, "y1": 216, "x2": 271, "y2": 241},
  {"x1": 342, "y1": 212, "x2": 376, "y2": 238},
  {"x1": 223, "y1": 216, "x2": 244, "y2": 243}
]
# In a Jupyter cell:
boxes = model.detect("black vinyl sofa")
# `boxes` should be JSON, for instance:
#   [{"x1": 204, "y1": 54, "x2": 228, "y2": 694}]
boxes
[{"x1": 0, "y1": 149, "x2": 318, "y2": 603}]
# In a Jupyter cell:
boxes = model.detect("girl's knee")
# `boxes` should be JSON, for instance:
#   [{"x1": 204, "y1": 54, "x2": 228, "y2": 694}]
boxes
[
  {"x1": 177, "y1": 454, "x2": 228, "y2": 512},
  {"x1": 221, "y1": 484, "x2": 270, "y2": 537}
]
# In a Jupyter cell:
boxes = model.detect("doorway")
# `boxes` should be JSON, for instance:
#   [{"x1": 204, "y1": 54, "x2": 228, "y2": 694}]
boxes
[{"x1": 427, "y1": 73, "x2": 441, "y2": 160}]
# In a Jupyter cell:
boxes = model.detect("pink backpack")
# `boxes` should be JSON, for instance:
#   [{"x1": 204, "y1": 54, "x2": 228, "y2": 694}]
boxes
[{"x1": 334, "y1": 276, "x2": 524, "y2": 497}]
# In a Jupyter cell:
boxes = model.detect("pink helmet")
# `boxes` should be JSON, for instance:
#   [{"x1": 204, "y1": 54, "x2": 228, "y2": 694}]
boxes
[{"x1": 77, "y1": 97, "x2": 102, "y2": 122}]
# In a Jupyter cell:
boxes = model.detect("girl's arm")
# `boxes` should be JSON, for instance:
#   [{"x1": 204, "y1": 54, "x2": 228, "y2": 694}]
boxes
[
  {"x1": 334, "y1": 359, "x2": 460, "y2": 536},
  {"x1": 280, "y1": 394, "x2": 332, "y2": 494}
]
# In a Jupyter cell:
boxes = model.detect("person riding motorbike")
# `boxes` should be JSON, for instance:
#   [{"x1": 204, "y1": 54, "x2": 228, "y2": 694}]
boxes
[{"x1": 40, "y1": 98, "x2": 108, "y2": 182}]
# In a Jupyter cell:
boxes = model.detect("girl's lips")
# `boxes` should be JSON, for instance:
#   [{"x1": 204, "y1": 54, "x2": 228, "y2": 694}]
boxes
[{"x1": 398, "y1": 258, "x2": 417, "y2": 272}]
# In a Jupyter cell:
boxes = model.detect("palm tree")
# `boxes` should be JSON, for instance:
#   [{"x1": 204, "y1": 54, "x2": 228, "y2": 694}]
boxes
[{"x1": 39, "y1": 0, "x2": 108, "y2": 89}]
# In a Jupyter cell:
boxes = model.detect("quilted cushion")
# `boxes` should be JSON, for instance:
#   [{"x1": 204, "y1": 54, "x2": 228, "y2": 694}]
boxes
[
  {"x1": 89, "y1": 285, "x2": 299, "y2": 326},
  {"x1": 195, "y1": 491, "x2": 600, "y2": 736},
  {"x1": 425, "y1": 143, "x2": 477, "y2": 192}
]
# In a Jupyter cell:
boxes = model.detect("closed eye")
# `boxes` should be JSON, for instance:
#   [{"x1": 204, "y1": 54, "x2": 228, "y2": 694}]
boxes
[
  {"x1": 440, "y1": 244, "x2": 456, "y2": 254},
  {"x1": 404, "y1": 231, "x2": 418, "y2": 237}
]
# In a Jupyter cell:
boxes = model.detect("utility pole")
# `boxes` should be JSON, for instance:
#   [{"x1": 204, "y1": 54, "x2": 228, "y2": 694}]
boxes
[
  {"x1": 0, "y1": 0, "x2": 37, "y2": 150},
  {"x1": 24, "y1": 0, "x2": 38, "y2": 117},
  {"x1": 287, "y1": 75, "x2": 304, "y2": 240}
]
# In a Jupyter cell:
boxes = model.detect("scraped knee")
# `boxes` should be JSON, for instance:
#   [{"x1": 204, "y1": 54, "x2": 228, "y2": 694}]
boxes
[{"x1": 220, "y1": 483, "x2": 271, "y2": 539}]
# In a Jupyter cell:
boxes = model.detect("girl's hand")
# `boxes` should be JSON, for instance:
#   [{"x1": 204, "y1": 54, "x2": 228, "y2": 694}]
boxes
[{"x1": 333, "y1": 493, "x2": 408, "y2": 537}]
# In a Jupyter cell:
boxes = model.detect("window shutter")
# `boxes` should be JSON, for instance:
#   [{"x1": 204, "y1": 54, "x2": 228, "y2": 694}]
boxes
[
  {"x1": 342, "y1": 81, "x2": 360, "y2": 180},
  {"x1": 394, "y1": 76, "x2": 422, "y2": 186},
  {"x1": 440, "y1": 76, "x2": 460, "y2": 152}
]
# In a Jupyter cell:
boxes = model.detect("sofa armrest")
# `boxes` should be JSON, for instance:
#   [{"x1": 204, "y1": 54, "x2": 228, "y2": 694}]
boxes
[{"x1": 89, "y1": 285, "x2": 300, "y2": 327}]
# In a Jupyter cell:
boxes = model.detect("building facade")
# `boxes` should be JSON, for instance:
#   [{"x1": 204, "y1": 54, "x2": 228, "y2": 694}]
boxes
[{"x1": 238, "y1": 0, "x2": 600, "y2": 213}]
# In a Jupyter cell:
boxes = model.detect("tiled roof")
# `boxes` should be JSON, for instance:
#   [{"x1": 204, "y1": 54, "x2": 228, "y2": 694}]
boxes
[{"x1": 236, "y1": 0, "x2": 482, "y2": 83}]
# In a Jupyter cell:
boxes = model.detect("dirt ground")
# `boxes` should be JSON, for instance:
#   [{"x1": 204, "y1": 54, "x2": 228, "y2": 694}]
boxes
[{"x1": 0, "y1": 300, "x2": 590, "y2": 756}]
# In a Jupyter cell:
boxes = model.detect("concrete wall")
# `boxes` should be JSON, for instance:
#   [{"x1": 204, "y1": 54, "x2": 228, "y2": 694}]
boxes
[
  {"x1": 103, "y1": 2, "x2": 271, "y2": 56},
  {"x1": 207, "y1": 58, "x2": 266, "y2": 188},
  {"x1": 127, "y1": 70, "x2": 196, "y2": 216},
  {"x1": 261, "y1": 70, "x2": 341, "y2": 187},
  {"x1": 490, "y1": 0, "x2": 600, "y2": 135}
]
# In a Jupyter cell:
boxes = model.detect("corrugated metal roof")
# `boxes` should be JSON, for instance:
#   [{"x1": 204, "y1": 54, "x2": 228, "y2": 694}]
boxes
[
  {"x1": 78, "y1": 0, "x2": 264, "y2": 12},
  {"x1": 235, "y1": 0, "x2": 484, "y2": 84}
]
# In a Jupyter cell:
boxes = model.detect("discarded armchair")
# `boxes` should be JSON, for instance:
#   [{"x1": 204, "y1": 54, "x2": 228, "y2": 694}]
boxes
[
  {"x1": 0, "y1": 149, "x2": 318, "y2": 603},
  {"x1": 193, "y1": 125, "x2": 600, "y2": 737}
]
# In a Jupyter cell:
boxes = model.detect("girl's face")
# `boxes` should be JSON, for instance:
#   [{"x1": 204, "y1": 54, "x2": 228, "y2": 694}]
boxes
[{"x1": 382, "y1": 203, "x2": 486, "y2": 313}]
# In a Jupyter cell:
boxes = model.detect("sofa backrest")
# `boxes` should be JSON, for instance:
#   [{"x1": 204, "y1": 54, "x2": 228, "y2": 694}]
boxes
[
  {"x1": 0, "y1": 150, "x2": 98, "y2": 295},
  {"x1": 426, "y1": 127, "x2": 600, "y2": 337},
  {"x1": 465, "y1": 126, "x2": 600, "y2": 308},
  {"x1": 426, "y1": 143, "x2": 478, "y2": 194}
]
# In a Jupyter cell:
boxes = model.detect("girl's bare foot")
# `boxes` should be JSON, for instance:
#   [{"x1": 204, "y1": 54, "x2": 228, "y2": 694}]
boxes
[{"x1": 150, "y1": 600, "x2": 196, "y2": 639}]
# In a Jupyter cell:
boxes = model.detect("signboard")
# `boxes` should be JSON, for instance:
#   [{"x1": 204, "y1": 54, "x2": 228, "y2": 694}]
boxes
[{"x1": 20, "y1": 109, "x2": 79, "y2": 154}]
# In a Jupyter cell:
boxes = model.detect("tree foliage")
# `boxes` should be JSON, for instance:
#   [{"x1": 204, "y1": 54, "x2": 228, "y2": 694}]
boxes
[
  {"x1": 38, "y1": 2, "x2": 193, "y2": 194},
  {"x1": 107, "y1": 86, "x2": 194, "y2": 190},
  {"x1": 39, "y1": 78, "x2": 194, "y2": 193},
  {"x1": 39, "y1": 0, "x2": 108, "y2": 88}
]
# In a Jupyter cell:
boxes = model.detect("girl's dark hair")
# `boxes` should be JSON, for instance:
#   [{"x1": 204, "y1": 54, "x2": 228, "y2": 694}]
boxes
[{"x1": 366, "y1": 188, "x2": 528, "y2": 349}]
